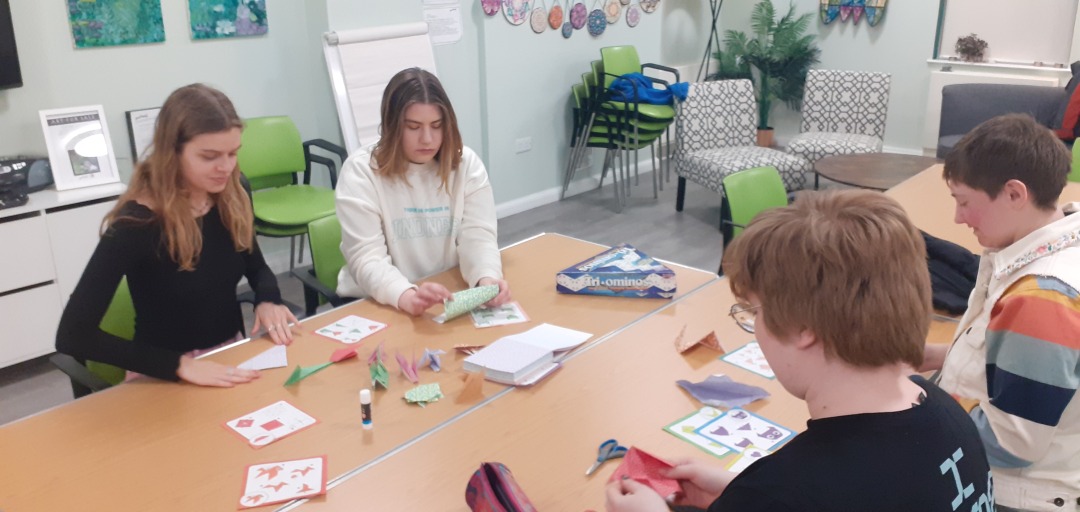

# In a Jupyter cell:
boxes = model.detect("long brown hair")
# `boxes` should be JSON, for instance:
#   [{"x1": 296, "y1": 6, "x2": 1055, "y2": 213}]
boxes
[
  {"x1": 104, "y1": 83, "x2": 253, "y2": 270},
  {"x1": 372, "y1": 68, "x2": 463, "y2": 191}
]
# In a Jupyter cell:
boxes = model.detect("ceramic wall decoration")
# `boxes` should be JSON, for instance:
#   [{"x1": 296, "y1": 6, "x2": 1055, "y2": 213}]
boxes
[
  {"x1": 502, "y1": 0, "x2": 532, "y2": 25},
  {"x1": 530, "y1": 0, "x2": 547, "y2": 32},
  {"x1": 548, "y1": 0, "x2": 564, "y2": 29},
  {"x1": 604, "y1": 0, "x2": 621, "y2": 24},
  {"x1": 570, "y1": 0, "x2": 588, "y2": 29},
  {"x1": 640, "y1": 0, "x2": 659, "y2": 13},
  {"x1": 483, "y1": 0, "x2": 501, "y2": 16},
  {"x1": 588, "y1": 0, "x2": 607, "y2": 35},
  {"x1": 626, "y1": 1, "x2": 640, "y2": 27}
]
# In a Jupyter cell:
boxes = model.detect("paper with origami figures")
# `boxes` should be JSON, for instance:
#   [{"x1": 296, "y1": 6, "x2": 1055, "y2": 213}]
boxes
[
  {"x1": 434, "y1": 285, "x2": 499, "y2": 323},
  {"x1": 330, "y1": 347, "x2": 358, "y2": 363},
  {"x1": 470, "y1": 301, "x2": 529, "y2": 328},
  {"x1": 418, "y1": 349, "x2": 446, "y2": 372},
  {"x1": 694, "y1": 408, "x2": 794, "y2": 453},
  {"x1": 403, "y1": 382, "x2": 443, "y2": 407},
  {"x1": 726, "y1": 445, "x2": 771, "y2": 474},
  {"x1": 457, "y1": 372, "x2": 484, "y2": 404},
  {"x1": 396, "y1": 351, "x2": 419, "y2": 383},
  {"x1": 663, "y1": 407, "x2": 732, "y2": 459},
  {"x1": 239, "y1": 455, "x2": 327, "y2": 509},
  {"x1": 315, "y1": 315, "x2": 387, "y2": 344},
  {"x1": 283, "y1": 362, "x2": 333, "y2": 386},
  {"x1": 454, "y1": 344, "x2": 486, "y2": 355},
  {"x1": 607, "y1": 447, "x2": 681, "y2": 499},
  {"x1": 720, "y1": 341, "x2": 774, "y2": 379},
  {"x1": 225, "y1": 401, "x2": 317, "y2": 448},
  {"x1": 676, "y1": 374, "x2": 770, "y2": 408},
  {"x1": 238, "y1": 344, "x2": 288, "y2": 370}
]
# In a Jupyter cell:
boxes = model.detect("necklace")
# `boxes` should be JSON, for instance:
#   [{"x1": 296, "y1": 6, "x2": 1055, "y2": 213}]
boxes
[{"x1": 191, "y1": 196, "x2": 212, "y2": 216}]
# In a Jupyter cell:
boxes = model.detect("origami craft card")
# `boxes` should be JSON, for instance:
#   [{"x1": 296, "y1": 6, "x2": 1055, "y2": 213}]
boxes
[
  {"x1": 238, "y1": 455, "x2": 327, "y2": 508},
  {"x1": 225, "y1": 401, "x2": 317, "y2": 448},
  {"x1": 694, "y1": 408, "x2": 794, "y2": 453},
  {"x1": 238, "y1": 344, "x2": 288, "y2": 371},
  {"x1": 470, "y1": 301, "x2": 529, "y2": 328},
  {"x1": 315, "y1": 315, "x2": 387, "y2": 344},
  {"x1": 676, "y1": 374, "x2": 770, "y2": 408},
  {"x1": 435, "y1": 285, "x2": 500, "y2": 323},
  {"x1": 663, "y1": 407, "x2": 732, "y2": 459},
  {"x1": 720, "y1": 342, "x2": 774, "y2": 379},
  {"x1": 404, "y1": 383, "x2": 443, "y2": 407},
  {"x1": 607, "y1": 447, "x2": 681, "y2": 499},
  {"x1": 726, "y1": 446, "x2": 771, "y2": 474}
]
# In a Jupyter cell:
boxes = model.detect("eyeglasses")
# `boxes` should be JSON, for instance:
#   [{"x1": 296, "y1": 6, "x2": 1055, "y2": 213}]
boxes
[{"x1": 729, "y1": 302, "x2": 762, "y2": 333}]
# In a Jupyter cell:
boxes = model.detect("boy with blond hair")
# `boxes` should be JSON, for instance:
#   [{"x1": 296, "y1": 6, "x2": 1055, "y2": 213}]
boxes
[{"x1": 606, "y1": 190, "x2": 993, "y2": 512}]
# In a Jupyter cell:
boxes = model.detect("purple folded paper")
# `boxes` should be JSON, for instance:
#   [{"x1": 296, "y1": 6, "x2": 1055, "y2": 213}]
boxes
[{"x1": 676, "y1": 375, "x2": 770, "y2": 408}]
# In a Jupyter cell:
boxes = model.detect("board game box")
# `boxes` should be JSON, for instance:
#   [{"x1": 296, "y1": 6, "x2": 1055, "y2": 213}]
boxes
[{"x1": 555, "y1": 244, "x2": 676, "y2": 299}]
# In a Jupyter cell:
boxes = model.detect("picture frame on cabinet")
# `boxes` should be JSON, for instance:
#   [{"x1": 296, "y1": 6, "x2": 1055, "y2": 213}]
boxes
[{"x1": 38, "y1": 105, "x2": 121, "y2": 191}]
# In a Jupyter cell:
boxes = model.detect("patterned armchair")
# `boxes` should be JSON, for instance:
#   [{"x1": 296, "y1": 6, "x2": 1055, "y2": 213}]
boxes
[
  {"x1": 786, "y1": 69, "x2": 891, "y2": 169},
  {"x1": 674, "y1": 80, "x2": 812, "y2": 216}
]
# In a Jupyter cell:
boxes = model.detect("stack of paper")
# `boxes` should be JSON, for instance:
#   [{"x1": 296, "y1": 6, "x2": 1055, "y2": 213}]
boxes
[{"x1": 462, "y1": 323, "x2": 592, "y2": 385}]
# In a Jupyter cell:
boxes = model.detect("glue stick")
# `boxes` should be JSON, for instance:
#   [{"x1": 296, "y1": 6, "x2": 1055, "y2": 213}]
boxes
[{"x1": 360, "y1": 388, "x2": 373, "y2": 430}]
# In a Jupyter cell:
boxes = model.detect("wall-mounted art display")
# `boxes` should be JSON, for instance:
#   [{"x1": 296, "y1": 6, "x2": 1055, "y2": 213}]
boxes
[
  {"x1": 604, "y1": 0, "x2": 621, "y2": 24},
  {"x1": 588, "y1": 0, "x2": 606, "y2": 35},
  {"x1": 67, "y1": 0, "x2": 165, "y2": 48},
  {"x1": 189, "y1": 0, "x2": 268, "y2": 40},
  {"x1": 483, "y1": 0, "x2": 501, "y2": 16},
  {"x1": 530, "y1": 0, "x2": 548, "y2": 32},
  {"x1": 570, "y1": 0, "x2": 588, "y2": 29},
  {"x1": 502, "y1": 0, "x2": 533, "y2": 25},
  {"x1": 548, "y1": 0, "x2": 564, "y2": 29},
  {"x1": 821, "y1": 0, "x2": 885, "y2": 26},
  {"x1": 626, "y1": 2, "x2": 640, "y2": 27},
  {"x1": 640, "y1": 0, "x2": 660, "y2": 13}
]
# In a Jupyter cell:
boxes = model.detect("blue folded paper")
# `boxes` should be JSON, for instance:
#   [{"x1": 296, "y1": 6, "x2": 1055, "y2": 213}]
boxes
[{"x1": 676, "y1": 375, "x2": 770, "y2": 408}]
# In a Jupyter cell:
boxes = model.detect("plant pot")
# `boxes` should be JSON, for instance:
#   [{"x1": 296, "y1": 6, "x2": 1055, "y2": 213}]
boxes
[{"x1": 757, "y1": 128, "x2": 774, "y2": 148}]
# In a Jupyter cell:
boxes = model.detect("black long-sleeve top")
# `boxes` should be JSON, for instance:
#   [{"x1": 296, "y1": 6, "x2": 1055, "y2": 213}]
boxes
[{"x1": 55, "y1": 201, "x2": 282, "y2": 381}]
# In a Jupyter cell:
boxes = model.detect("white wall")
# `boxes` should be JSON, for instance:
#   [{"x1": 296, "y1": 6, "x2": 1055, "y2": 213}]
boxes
[
  {"x1": 0, "y1": 0, "x2": 336, "y2": 180},
  {"x1": 720, "y1": 0, "x2": 941, "y2": 154}
]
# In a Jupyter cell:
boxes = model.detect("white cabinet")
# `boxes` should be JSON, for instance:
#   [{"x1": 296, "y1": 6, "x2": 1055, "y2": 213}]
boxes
[{"x1": 0, "y1": 183, "x2": 124, "y2": 368}]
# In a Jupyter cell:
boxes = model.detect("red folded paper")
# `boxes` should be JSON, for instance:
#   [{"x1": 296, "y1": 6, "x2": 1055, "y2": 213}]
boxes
[{"x1": 607, "y1": 447, "x2": 681, "y2": 499}]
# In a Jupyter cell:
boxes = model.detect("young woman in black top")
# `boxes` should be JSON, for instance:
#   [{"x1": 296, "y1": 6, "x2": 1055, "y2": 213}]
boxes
[{"x1": 56, "y1": 83, "x2": 297, "y2": 387}]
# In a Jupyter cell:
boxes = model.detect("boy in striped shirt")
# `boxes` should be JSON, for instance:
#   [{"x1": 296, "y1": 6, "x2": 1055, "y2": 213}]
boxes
[{"x1": 925, "y1": 114, "x2": 1080, "y2": 512}]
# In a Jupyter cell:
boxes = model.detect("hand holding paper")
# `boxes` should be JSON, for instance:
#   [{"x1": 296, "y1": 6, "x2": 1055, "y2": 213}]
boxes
[{"x1": 434, "y1": 285, "x2": 499, "y2": 323}]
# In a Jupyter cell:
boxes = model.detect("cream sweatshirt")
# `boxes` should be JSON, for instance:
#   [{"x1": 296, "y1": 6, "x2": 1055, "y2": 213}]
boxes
[{"x1": 335, "y1": 145, "x2": 503, "y2": 308}]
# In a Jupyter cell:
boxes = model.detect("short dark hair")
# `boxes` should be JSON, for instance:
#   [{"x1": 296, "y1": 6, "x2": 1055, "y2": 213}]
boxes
[{"x1": 943, "y1": 113, "x2": 1069, "y2": 210}]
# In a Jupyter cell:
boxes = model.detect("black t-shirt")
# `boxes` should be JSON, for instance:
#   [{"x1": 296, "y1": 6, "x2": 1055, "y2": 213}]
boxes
[
  {"x1": 710, "y1": 376, "x2": 994, "y2": 512},
  {"x1": 55, "y1": 201, "x2": 281, "y2": 381}
]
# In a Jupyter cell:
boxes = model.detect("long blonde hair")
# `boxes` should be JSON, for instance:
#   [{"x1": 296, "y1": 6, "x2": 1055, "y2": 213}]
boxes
[
  {"x1": 372, "y1": 68, "x2": 463, "y2": 191},
  {"x1": 104, "y1": 83, "x2": 253, "y2": 271}
]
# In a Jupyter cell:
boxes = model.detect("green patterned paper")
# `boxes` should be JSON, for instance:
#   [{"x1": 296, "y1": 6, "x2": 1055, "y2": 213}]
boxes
[
  {"x1": 437, "y1": 285, "x2": 499, "y2": 323},
  {"x1": 370, "y1": 360, "x2": 390, "y2": 389},
  {"x1": 283, "y1": 362, "x2": 332, "y2": 386},
  {"x1": 403, "y1": 383, "x2": 443, "y2": 407}
]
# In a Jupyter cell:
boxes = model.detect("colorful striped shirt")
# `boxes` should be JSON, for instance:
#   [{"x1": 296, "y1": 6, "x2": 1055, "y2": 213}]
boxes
[{"x1": 977, "y1": 275, "x2": 1080, "y2": 467}]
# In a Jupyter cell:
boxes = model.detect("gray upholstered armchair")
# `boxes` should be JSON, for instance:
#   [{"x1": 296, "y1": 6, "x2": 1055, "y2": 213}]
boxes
[{"x1": 937, "y1": 83, "x2": 1065, "y2": 158}]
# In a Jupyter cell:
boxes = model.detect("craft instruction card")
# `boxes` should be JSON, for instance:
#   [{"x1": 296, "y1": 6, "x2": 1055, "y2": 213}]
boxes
[
  {"x1": 663, "y1": 407, "x2": 732, "y2": 459},
  {"x1": 693, "y1": 408, "x2": 793, "y2": 453},
  {"x1": 225, "y1": 400, "x2": 317, "y2": 448},
  {"x1": 720, "y1": 341, "x2": 775, "y2": 379},
  {"x1": 239, "y1": 456, "x2": 326, "y2": 508},
  {"x1": 470, "y1": 301, "x2": 529, "y2": 328},
  {"x1": 315, "y1": 315, "x2": 387, "y2": 344}
]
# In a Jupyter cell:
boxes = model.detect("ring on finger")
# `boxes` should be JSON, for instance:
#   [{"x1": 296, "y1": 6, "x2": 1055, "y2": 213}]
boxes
[{"x1": 269, "y1": 325, "x2": 277, "y2": 330}]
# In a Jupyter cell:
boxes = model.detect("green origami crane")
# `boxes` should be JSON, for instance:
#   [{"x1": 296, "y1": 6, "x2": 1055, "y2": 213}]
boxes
[{"x1": 370, "y1": 359, "x2": 390, "y2": 389}]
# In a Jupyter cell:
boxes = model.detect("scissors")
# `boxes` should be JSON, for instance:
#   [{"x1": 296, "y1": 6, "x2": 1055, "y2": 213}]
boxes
[{"x1": 585, "y1": 439, "x2": 628, "y2": 476}]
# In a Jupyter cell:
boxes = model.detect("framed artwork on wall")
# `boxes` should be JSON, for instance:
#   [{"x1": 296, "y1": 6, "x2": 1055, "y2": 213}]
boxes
[
  {"x1": 189, "y1": 0, "x2": 268, "y2": 40},
  {"x1": 38, "y1": 106, "x2": 121, "y2": 191},
  {"x1": 66, "y1": 0, "x2": 164, "y2": 48}
]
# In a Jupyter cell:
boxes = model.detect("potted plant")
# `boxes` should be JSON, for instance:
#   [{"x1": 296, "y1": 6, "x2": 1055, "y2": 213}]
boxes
[
  {"x1": 709, "y1": 0, "x2": 820, "y2": 147},
  {"x1": 954, "y1": 34, "x2": 988, "y2": 63}
]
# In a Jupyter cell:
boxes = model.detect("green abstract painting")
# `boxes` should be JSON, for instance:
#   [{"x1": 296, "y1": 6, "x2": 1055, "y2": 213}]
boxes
[
  {"x1": 67, "y1": 0, "x2": 165, "y2": 48},
  {"x1": 189, "y1": 0, "x2": 268, "y2": 40}
]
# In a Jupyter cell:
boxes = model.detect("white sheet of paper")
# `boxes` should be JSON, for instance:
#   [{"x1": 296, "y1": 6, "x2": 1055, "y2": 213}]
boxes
[
  {"x1": 720, "y1": 341, "x2": 775, "y2": 379},
  {"x1": 470, "y1": 302, "x2": 529, "y2": 328},
  {"x1": 239, "y1": 456, "x2": 326, "y2": 508},
  {"x1": 237, "y1": 345, "x2": 288, "y2": 370},
  {"x1": 694, "y1": 408, "x2": 794, "y2": 453},
  {"x1": 505, "y1": 323, "x2": 592, "y2": 352},
  {"x1": 226, "y1": 401, "x2": 317, "y2": 448},
  {"x1": 315, "y1": 315, "x2": 387, "y2": 344}
]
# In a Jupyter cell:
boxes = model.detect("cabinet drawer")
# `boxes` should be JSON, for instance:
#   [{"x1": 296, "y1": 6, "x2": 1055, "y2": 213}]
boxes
[
  {"x1": 47, "y1": 200, "x2": 114, "y2": 307},
  {"x1": 0, "y1": 214, "x2": 56, "y2": 292},
  {"x1": 0, "y1": 283, "x2": 63, "y2": 368}
]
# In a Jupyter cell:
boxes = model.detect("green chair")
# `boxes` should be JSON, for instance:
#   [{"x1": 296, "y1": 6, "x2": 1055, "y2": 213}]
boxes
[
  {"x1": 50, "y1": 278, "x2": 134, "y2": 398},
  {"x1": 290, "y1": 214, "x2": 354, "y2": 316},
  {"x1": 1070, "y1": 142, "x2": 1080, "y2": 183},
  {"x1": 720, "y1": 166, "x2": 789, "y2": 256},
  {"x1": 238, "y1": 116, "x2": 347, "y2": 269}
]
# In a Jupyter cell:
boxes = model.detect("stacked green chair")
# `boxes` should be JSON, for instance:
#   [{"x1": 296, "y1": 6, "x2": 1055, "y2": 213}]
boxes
[
  {"x1": 49, "y1": 278, "x2": 134, "y2": 398},
  {"x1": 291, "y1": 214, "x2": 354, "y2": 316},
  {"x1": 238, "y1": 116, "x2": 347, "y2": 269}
]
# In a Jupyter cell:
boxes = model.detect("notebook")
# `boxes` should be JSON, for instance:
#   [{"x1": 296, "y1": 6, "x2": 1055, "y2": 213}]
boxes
[{"x1": 462, "y1": 323, "x2": 592, "y2": 385}]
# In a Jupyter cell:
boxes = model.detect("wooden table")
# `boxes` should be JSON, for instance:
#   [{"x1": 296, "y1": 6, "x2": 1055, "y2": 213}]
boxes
[
  {"x1": 815, "y1": 153, "x2": 942, "y2": 191},
  {"x1": 295, "y1": 279, "x2": 809, "y2": 511},
  {"x1": 886, "y1": 165, "x2": 1080, "y2": 253},
  {"x1": 0, "y1": 233, "x2": 717, "y2": 511}
]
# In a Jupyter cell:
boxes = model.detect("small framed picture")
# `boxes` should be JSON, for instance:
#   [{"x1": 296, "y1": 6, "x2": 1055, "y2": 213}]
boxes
[
  {"x1": 125, "y1": 107, "x2": 160, "y2": 162},
  {"x1": 38, "y1": 105, "x2": 121, "y2": 191}
]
